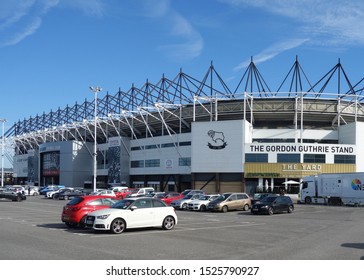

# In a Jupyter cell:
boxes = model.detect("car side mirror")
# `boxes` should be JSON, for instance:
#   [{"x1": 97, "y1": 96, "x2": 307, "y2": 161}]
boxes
[{"x1": 130, "y1": 206, "x2": 137, "y2": 211}]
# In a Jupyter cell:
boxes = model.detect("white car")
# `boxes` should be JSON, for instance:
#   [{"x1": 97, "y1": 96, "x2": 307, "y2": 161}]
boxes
[
  {"x1": 45, "y1": 188, "x2": 62, "y2": 198},
  {"x1": 85, "y1": 197, "x2": 177, "y2": 234},
  {"x1": 170, "y1": 194, "x2": 204, "y2": 210},
  {"x1": 90, "y1": 189, "x2": 116, "y2": 197},
  {"x1": 187, "y1": 194, "x2": 220, "y2": 211}
]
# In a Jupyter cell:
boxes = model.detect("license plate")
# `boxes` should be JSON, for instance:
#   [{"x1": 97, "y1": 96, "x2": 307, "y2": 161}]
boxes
[{"x1": 252, "y1": 208, "x2": 258, "y2": 211}]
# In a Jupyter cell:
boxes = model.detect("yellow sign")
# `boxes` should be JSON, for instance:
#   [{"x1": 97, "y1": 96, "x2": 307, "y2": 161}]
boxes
[{"x1": 244, "y1": 163, "x2": 356, "y2": 178}]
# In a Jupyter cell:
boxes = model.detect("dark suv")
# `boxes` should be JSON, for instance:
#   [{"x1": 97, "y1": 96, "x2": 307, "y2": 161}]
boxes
[{"x1": 251, "y1": 194, "x2": 294, "y2": 215}]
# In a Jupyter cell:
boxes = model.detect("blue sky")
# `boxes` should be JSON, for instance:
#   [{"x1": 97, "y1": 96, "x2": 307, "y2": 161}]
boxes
[{"x1": 1, "y1": 0, "x2": 364, "y2": 130}]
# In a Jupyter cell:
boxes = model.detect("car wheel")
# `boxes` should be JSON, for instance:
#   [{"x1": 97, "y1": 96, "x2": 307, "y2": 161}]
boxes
[
  {"x1": 221, "y1": 205, "x2": 228, "y2": 213},
  {"x1": 200, "y1": 205, "x2": 206, "y2": 211},
  {"x1": 182, "y1": 203, "x2": 187, "y2": 210},
  {"x1": 162, "y1": 216, "x2": 175, "y2": 230},
  {"x1": 268, "y1": 207, "x2": 274, "y2": 215},
  {"x1": 16, "y1": 195, "x2": 22, "y2": 202},
  {"x1": 243, "y1": 204, "x2": 250, "y2": 211},
  {"x1": 305, "y1": 196, "x2": 312, "y2": 204},
  {"x1": 288, "y1": 205, "x2": 294, "y2": 213},
  {"x1": 110, "y1": 218, "x2": 126, "y2": 234},
  {"x1": 79, "y1": 216, "x2": 87, "y2": 228}
]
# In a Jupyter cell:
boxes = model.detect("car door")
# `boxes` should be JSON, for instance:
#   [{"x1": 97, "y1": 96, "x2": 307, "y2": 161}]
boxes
[
  {"x1": 126, "y1": 199, "x2": 155, "y2": 228},
  {"x1": 273, "y1": 197, "x2": 285, "y2": 212},
  {"x1": 227, "y1": 194, "x2": 238, "y2": 210}
]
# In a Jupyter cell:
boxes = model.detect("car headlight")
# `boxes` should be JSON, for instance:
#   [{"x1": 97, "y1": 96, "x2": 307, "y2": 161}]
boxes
[
  {"x1": 97, "y1": 214, "x2": 110, "y2": 219},
  {"x1": 262, "y1": 205, "x2": 268, "y2": 208}
]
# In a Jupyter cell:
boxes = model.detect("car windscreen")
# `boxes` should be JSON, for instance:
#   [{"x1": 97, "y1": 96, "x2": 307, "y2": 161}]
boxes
[
  {"x1": 67, "y1": 197, "x2": 84, "y2": 205},
  {"x1": 261, "y1": 196, "x2": 277, "y2": 203},
  {"x1": 111, "y1": 199, "x2": 134, "y2": 209}
]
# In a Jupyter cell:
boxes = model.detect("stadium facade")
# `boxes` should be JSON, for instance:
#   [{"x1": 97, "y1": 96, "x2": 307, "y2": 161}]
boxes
[{"x1": 4, "y1": 58, "x2": 364, "y2": 194}]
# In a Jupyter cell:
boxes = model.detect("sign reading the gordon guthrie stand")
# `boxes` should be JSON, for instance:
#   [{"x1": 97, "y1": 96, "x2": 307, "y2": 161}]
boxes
[
  {"x1": 247, "y1": 143, "x2": 355, "y2": 154},
  {"x1": 191, "y1": 120, "x2": 246, "y2": 173}
]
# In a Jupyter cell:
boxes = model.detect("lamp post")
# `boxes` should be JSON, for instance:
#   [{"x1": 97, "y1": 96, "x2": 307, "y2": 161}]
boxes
[
  {"x1": 0, "y1": 118, "x2": 6, "y2": 187},
  {"x1": 89, "y1": 87, "x2": 102, "y2": 193}
]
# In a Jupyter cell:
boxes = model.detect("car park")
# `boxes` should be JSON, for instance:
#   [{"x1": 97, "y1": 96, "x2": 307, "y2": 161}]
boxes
[
  {"x1": 0, "y1": 187, "x2": 26, "y2": 202},
  {"x1": 251, "y1": 194, "x2": 294, "y2": 215},
  {"x1": 187, "y1": 194, "x2": 220, "y2": 211},
  {"x1": 61, "y1": 195, "x2": 120, "y2": 228},
  {"x1": 170, "y1": 193, "x2": 204, "y2": 210},
  {"x1": 85, "y1": 197, "x2": 177, "y2": 234},
  {"x1": 207, "y1": 192, "x2": 251, "y2": 212}
]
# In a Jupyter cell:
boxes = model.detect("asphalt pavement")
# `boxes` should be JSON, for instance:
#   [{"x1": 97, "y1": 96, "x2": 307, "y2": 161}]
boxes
[{"x1": 0, "y1": 195, "x2": 363, "y2": 260}]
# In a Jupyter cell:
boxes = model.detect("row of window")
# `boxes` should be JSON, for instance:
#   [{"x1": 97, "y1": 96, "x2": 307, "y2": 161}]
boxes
[
  {"x1": 131, "y1": 141, "x2": 191, "y2": 151},
  {"x1": 245, "y1": 153, "x2": 356, "y2": 164},
  {"x1": 131, "y1": 157, "x2": 191, "y2": 168}
]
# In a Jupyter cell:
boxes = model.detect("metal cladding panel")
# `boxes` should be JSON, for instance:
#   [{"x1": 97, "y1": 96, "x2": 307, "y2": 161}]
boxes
[{"x1": 191, "y1": 120, "x2": 244, "y2": 173}]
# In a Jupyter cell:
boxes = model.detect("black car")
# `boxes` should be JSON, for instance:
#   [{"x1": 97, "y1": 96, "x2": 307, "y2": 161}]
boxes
[
  {"x1": 251, "y1": 193, "x2": 273, "y2": 205},
  {"x1": 57, "y1": 189, "x2": 86, "y2": 200},
  {"x1": 251, "y1": 194, "x2": 294, "y2": 215},
  {"x1": 0, "y1": 188, "x2": 27, "y2": 202},
  {"x1": 52, "y1": 188, "x2": 74, "y2": 199}
]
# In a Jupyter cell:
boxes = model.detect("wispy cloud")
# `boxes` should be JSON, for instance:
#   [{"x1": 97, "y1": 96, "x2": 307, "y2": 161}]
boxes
[
  {"x1": 138, "y1": 0, "x2": 203, "y2": 61},
  {"x1": 234, "y1": 38, "x2": 309, "y2": 71},
  {"x1": 223, "y1": 0, "x2": 364, "y2": 68},
  {"x1": 0, "y1": 0, "x2": 105, "y2": 47}
]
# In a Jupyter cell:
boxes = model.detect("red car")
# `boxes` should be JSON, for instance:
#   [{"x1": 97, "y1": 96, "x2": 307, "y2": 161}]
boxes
[
  {"x1": 115, "y1": 188, "x2": 136, "y2": 199},
  {"x1": 61, "y1": 195, "x2": 120, "y2": 228},
  {"x1": 160, "y1": 192, "x2": 184, "y2": 205}
]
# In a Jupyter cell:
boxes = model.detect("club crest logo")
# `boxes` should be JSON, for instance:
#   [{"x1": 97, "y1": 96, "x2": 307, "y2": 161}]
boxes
[{"x1": 207, "y1": 130, "x2": 227, "y2": 150}]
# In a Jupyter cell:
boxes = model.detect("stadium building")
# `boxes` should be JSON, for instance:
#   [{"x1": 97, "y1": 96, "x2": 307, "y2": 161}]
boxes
[{"x1": 4, "y1": 58, "x2": 364, "y2": 194}]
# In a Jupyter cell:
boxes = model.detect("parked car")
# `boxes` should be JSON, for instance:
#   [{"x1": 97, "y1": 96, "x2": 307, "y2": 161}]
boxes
[
  {"x1": 25, "y1": 186, "x2": 39, "y2": 196},
  {"x1": 39, "y1": 185, "x2": 65, "y2": 195},
  {"x1": 115, "y1": 188, "x2": 137, "y2": 199},
  {"x1": 0, "y1": 188, "x2": 26, "y2": 202},
  {"x1": 57, "y1": 189, "x2": 86, "y2": 200},
  {"x1": 160, "y1": 192, "x2": 184, "y2": 205},
  {"x1": 85, "y1": 197, "x2": 177, "y2": 234},
  {"x1": 61, "y1": 195, "x2": 120, "y2": 228},
  {"x1": 251, "y1": 194, "x2": 294, "y2": 215},
  {"x1": 251, "y1": 193, "x2": 273, "y2": 205},
  {"x1": 46, "y1": 187, "x2": 72, "y2": 199},
  {"x1": 52, "y1": 188, "x2": 74, "y2": 199},
  {"x1": 127, "y1": 187, "x2": 155, "y2": 197},
  {"x1": 187, "y1": 194, "x2": 220, "y2": 211},
  {"x1": 89, "y1": 189, "x2": 116, "y2": 197},
  {"x1": 207, "y1": 192, "x2": 251, "y2": 212},
  {"x1": 170, "y1": 193, "x2": 204, "y2": 210},
  {"x1": 181, "y1": 189, "x2": 206, "y2": 197},
  {"x1": 109, "y1": 186, "x2": 129, "y2": 193},
  {"x1": 10, "y1": 185, "x2": 26, "y2": 194}
]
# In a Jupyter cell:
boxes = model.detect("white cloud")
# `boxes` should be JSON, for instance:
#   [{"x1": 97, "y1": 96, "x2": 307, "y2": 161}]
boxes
[
  {"x1": 234, "y1": 38, "x2": 309, "y2": 71},
  {"x1": 0, "y1": 0, "x2": 104, "y2": 47},
  {"x1": 224, "y1": 0, "x2": 364, "y2": 71},
  {"x1": 138, "y1": 0, "x2": 204, "y2": 61}
]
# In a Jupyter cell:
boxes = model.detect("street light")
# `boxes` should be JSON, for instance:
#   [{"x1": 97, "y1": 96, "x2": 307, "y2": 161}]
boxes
[
  {"x1": 0, "y1": 118, "x2": 6, "y2": 187},
  {"x1": 89, "y1": 86, "x2": 102, "y2": 193}
]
